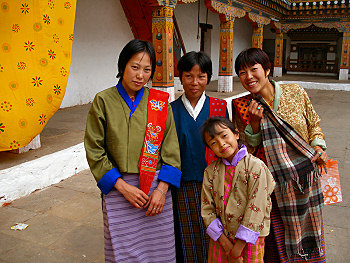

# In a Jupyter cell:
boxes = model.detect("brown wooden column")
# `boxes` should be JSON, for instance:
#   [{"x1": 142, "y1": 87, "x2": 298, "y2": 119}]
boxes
[
  {"x1": 339, "y1": 31, "x2": 350, "y2": 80},
  {"x1": 252, "y1": 26, "x2": 263, "y2": 49},
  {"x1": 152, "y1": 6, "x2": 175, "y2": 100},
  {"x1": 218, "y1": 20, "x2": 234, "y2": 92},
  {"x1": 273, "y1": 33, "x2": 283, "y2": 77}
]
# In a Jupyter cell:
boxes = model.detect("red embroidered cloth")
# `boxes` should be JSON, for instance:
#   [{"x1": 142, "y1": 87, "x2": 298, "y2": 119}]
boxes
[{"x1": 139, "y1": 89, "x2": 169, "y2": 195}]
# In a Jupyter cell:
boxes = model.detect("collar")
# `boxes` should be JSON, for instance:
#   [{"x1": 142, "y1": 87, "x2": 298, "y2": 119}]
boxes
[
  {"x1": 222, "y1": 144, "x2": 248, "y2": 166},
  {"x1": 181, "y1": 92, "x2": 206, "y2": 120},
  {"x1": 270, "y1": 80, "x2": 281, "y2": 112},
  {"x1": 116, "y1": 80, "x2": 144, "y2": 117}
]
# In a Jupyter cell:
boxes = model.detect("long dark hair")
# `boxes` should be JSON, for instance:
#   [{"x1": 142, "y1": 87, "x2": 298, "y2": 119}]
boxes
[{"x1": 117, "y1": 39, "x2": 156, "y2": 80}]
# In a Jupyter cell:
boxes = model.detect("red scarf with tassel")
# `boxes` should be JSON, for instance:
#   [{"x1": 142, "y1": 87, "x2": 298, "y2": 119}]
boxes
[{"x1": 139, "y1": 89, "x2": 169, "y2": 195}]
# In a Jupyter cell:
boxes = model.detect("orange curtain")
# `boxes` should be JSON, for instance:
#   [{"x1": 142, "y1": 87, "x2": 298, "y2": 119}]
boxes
[{"x1": 0, "y1": 0, "x2": 76, "y2": 151}]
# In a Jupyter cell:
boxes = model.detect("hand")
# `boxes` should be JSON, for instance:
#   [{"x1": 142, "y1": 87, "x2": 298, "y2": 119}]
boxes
[
  {"x1": 228, "y1": 249, "x2": 243, "y2": 263},
  {"x1": 311, "y1": 146, "x2": 328, "y2": 165},
  {"x1": 114, "y1": 178, "x2": 149, "y2": 208},
  {"x1": 144, "y1": 181, "x2": 169, "y2": 216},
  {"x1": 218, "y1": 234, "x2": 234, "y2": 256},
  {"x1": 248, "y1": 99, "x2": 264, "y2": 134},
  {"x1": 228, "y1": 255, "x2": 243, "y2": 263},
  {"x1": 228, "y1": 238, "x2": 245, "y2": 263}
]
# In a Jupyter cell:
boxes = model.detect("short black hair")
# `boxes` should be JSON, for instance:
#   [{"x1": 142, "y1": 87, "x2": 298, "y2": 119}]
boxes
[
  {"x1": 177, "y1": 51, "x2": 212, "y2": 84},
  {"x1": 234, "y1": 48, "x2": 271, "y2": 75},
  {"x1": 201, "y1": 116, "x2": 242, "y2": 147},
  {"x1": 117, "y1": 39, "x2": 156, "y2": 80}
]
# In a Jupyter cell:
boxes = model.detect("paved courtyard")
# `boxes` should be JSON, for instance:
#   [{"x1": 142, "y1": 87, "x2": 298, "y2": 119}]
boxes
[{"x1": 0, "y1": 77, "x2": 349, "y2": 262}]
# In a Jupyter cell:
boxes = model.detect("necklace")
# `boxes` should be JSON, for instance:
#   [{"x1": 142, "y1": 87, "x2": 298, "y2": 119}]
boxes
[{"x1": 267, "y1": 96, "x2": 274, "y2": 107}]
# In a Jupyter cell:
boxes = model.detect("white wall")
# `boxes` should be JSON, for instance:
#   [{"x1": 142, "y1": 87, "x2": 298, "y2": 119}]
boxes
[
  {"x1": 175, "y1": 3, "x2": 253, "y2": 79},
  {"x1": 62, "y1": 1, "x2": 254, "y2": 108},
  {"x1": 61, "y1": 0, "x2": 133, "y2": 108},
  {"x1": 174, "y1": 3, "x2": 201, "y2": 55},
  {"x1": 174, "y1": 2, "x2": 221, "y2": 80},
  {"x1": 233, "y1": 18, "x2": 253, "y2": 76}
]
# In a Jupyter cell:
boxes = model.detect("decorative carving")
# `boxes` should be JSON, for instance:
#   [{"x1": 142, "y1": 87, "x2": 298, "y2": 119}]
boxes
[
  {"x1": 179, "y1": 0, "x2": 197, "y2": 3},
  {"x1": 281, "y1": 23, "x2": 312, "y2": 33},
  {"x1": 274, "y1": 33, "x2": 283, "y2": 67},
  {"x1": 340, "y1": 32, "x2": 350, "y2": 68},
  {"x1": 248, "y1": 12, "x2": 270, "y2": 27},
  {"x1": 309, "y1": 22, "x2": 350, "y2": 32},
  {"x1": 273, "y1": 21, "x2": 282, "y2": 30},
  {"x1": 156, "y1": 0, "x2": 177, "y2": 7},
  {"x1": 210, "y1": 0, "x2": 246, "y2": 21},
  {"x1": 282, "y1": 22, "x2": 350, "y2": 33},
  {"x1": 252, "y1": 26, "x2": 263, "y2": 48},
  {"x1": 219, "y1": 21, "x2": 234, "y2": 76},
  {"x1": 152, "y1": 6, "x2": 174, "y2": 88}
]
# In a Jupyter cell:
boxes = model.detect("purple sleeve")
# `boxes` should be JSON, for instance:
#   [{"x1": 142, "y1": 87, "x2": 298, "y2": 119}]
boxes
[
  {"x1": 206, "y1": 218, "x2": 224, "y2": 241},
  {"x1": 235, "y1": 224, "x2": 260, "y2": 244}
]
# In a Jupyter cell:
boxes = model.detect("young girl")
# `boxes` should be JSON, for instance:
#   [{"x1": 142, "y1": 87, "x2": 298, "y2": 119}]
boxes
[{"x1": 200, "y1": 116, "x2": 275, "y2": 263}]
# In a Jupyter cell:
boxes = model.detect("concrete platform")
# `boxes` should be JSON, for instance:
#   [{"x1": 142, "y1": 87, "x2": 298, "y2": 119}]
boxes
[{"x1": 0, "y1": 75, "x2": 350, "y2": 262}]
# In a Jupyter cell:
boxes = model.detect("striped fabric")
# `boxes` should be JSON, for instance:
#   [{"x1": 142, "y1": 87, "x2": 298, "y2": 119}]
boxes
[
  {"x1": 264, "y1": 194, "x2": 326, "y2": 262},
  {"x1": 208, "y1": 237, "x2": 265, "y2": 262},
  {"x1": 172, "y1": 181, "x2": 210, "y2": 263},
  {"x1": 259, "y1": 96, "x2": 324, "y2": 259},
  {"x1": 102, "y1": 173, "x2": 176, "y2": 263},
  {"x1": 223, "y1": 166, "x2": 235, "y2": 207}
]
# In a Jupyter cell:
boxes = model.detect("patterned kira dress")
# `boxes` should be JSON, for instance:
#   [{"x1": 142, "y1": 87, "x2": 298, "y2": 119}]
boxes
[
  {"x1": 232, "y1": 81, "x2": 327, "y2": 262},
  {"x1": 85, "y1": 82, "x2": 182, "y2": 263}
]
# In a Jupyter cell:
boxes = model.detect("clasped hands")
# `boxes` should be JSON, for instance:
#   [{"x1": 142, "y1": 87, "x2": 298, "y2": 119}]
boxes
[
  {"x1": 114, "y1": 178, "x2": 168, "y2": 216},
  {"x1": 218, "y1": 234, "x2": 244, "y2": 263}
]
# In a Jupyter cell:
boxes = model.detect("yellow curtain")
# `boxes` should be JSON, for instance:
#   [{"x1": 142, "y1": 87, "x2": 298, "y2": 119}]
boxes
[{"x1": 0, "y1": 0, "x2": 76, "y2": 151}]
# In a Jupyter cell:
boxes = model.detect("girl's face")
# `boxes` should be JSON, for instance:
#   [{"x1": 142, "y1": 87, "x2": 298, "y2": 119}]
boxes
[
  {"x1": 238, "y1": 63, "x2": 270, "y2": 95},
  {"x1": 204, "y1": 124, "x2": 240, "y2": 163},
  {"x1": 122, "y1": 51, "x2": 152, "y2": 97},
  {"x1": 182, "y1": 64, "x2": 208, "y2": 105}
]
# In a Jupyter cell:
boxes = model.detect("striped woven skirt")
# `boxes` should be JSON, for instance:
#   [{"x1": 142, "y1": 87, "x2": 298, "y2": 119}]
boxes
[
  {"x1": 172, "y1": 181, "x2": 210, "y2": 263},
  {"x1": 264, "y1": 194, "x2": 326, "y2": 262},
  {"x1": 208, "y1": 237, "x2": 265, "y2": 263},
  {"x1": 102, "y1": 173, "x2": 176, "y2": 263}
]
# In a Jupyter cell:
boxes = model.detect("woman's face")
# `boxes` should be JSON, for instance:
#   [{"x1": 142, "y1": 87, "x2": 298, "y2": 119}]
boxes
[
  {"x1": 122, "y1": 51, "x2": 152, "y2": 97},
  {"x1": 181, "y1": 64, "x2": 208, "y2": 105},
  {"x1": 238, "y1": 63, "x2": 270, "y2": 95}
]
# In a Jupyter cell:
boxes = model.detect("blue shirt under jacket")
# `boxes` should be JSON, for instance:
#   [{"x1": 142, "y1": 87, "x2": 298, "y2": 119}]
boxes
[{"x1": 171, "y1": 95, "x2": 228, "y2": 182}]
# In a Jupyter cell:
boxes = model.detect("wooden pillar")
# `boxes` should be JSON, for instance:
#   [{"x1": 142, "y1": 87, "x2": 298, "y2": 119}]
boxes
[
  {"x1": 252, "y1": 26, "x2": 263, "y2": 49},
  {"x1": 273, "y1": 33, "x2": 283, "y2": 77},
  {"x1": 152, "y1": 6, "x2": 175, "y2": 101},
  {"x1": 339, "y1": 32, "x2": 350, "y2": 80},
  {"x1": 218, "y1": 20, "x2": 234, "y2": 92}
]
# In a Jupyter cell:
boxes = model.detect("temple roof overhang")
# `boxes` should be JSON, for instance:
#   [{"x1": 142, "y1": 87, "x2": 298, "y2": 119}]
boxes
[{"x1": 201, "y1": 0, "x2": 350, "y2": 32}]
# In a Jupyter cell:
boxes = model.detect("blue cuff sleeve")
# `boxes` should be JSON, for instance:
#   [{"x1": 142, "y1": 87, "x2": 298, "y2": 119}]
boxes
[
  {"x1": 235, "y1": 224, "x2": 260, "y2": 245},
  {"x1": 206, "y1": 218, "x2": 224, "y2": 241},
  {"x1": 158, "y1": 164, "x2": 182, "y2": 188},
  {"x1": 97, "y1": 167, "x2": 123, "y2": 195}
]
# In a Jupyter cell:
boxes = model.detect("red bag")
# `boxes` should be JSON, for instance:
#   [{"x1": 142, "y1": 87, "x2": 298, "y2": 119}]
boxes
[{"x1": 320, "y1": 159, "x2": 342, "y2": 205}]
